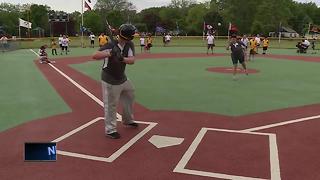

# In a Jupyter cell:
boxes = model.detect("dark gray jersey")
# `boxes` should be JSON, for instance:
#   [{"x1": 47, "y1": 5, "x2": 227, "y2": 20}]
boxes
[
  {"x1": 100, "y1": 41, "x2": 135, "y2": 85},
  {"x1": 229, "y1": 40, "x2": 245, "y2": 56}
]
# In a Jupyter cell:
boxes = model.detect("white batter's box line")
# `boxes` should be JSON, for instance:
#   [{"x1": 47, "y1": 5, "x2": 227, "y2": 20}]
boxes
[
  {"x1": 51, "y1": 116, "x2": 158, "y2": 163},
  {"x1": 174, "y1": 127, "x2": 281, "y2": 180},
  {"x1": 241, "y1": 114, "x2": 320, "y2": 133},
  {"x1": 29, "y1": 49, "x2": 122, "y2": 121}
]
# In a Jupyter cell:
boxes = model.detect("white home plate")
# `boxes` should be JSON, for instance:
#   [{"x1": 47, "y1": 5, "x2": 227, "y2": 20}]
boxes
[{"x1": 149, "y1": 135, "x2": 184, "y2": 148}]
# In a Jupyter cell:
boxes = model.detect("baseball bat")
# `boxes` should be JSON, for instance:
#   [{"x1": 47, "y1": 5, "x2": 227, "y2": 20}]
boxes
[{"x1": 105, "y1": 18, "x2": 115, "y2": 43}]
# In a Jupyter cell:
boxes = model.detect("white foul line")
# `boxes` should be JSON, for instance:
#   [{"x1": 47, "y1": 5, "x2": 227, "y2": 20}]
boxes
[
  {"x1": 242, "y1": 114, "x2": 320, "y2": 132},
  {"x1": 29, "y1": 49, "x2": 122, "y2": 120}
]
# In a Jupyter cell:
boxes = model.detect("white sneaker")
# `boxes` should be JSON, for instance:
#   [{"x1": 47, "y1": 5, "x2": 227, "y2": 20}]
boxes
[{"x1": 233, "y1": 76, "x2": 238, "y2": 81}]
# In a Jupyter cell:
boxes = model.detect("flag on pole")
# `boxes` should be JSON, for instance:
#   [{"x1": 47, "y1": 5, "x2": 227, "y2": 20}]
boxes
[
  {"x1": 19, "y1": 18, "x2": 32, "y2": 29},
  {"x1": 84, "y1": 0, "x2": 93, "y2": 11},
  {"x1": 228, "y1": 23, "x2": 238, "y2": 33}
]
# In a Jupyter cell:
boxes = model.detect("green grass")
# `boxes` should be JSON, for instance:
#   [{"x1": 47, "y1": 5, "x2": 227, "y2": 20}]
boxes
[
  {"x1": 0, "y1": 46, "x2": 319, "y2": 131},
  {"x1": 72, "y1": 56, "x2": 320, "y2": 116},
  {"x1": 0, "y1": 50, "x2": 71, "y2": 132}
]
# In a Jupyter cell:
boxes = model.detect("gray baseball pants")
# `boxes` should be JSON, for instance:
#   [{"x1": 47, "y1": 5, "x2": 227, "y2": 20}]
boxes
[{"x1": 101, "y1": 80, "x2": 135, "y2": 134}]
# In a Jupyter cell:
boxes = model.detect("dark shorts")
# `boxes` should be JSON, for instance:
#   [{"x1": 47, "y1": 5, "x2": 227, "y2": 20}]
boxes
[
  {"x1": 231, "y1": 54, "x2": 245, "y2": 64},
  {"x1": 59, "y1": 44, "x2": 63, "y2": 48},
  {"x1": 263, "y1": 46, "x2": 268, "y2": 50},
  {"x1": 147, "y1": 43, "x2": 152, "y2": 48},
  {"x1": 91, "y1": 40, "x2": 94, "y2": 45},
  {"x1": 62, "y1": 46, "x2": 68, "y2": 51},
  {"x1": 140, "y1": 44, "x2": 145, "y2": 47},
  {"x1": 207, "y1": 44, "x2": 215, "y2": 49}
]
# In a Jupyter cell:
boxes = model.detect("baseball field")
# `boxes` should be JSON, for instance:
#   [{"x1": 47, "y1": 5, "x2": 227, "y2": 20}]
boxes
[{"x1": 1, "y1": 41, "x2": 320, "y2": 180}]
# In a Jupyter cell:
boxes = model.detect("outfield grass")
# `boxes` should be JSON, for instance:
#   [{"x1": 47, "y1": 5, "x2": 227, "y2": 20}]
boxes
[
  {"x1": 0, "y1": 50, "x2": 71, "y2": 132},
  {"x1": 0, "y1": 46, "x2": 319, "y2": 131},
  {"x1": 72, "y1": 55, "x2": 320, "y2": 116}
]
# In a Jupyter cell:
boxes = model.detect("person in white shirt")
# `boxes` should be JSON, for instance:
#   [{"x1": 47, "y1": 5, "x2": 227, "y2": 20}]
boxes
[
  {"x1": 61, "y1": 35, "x2": 69, "y2": 55},
  {"x1": 255, "y1": 34, "x2": 261, "y2": 53},
  {"x1": 58, "y1": 34, "x2": 63, "y2": 54},
  {"x1": 302, "y1": 39, "x2": 310, "y2": 47},
  {"x1": 139, "y1": 35, "x2": 145, "y2": 52},
  {"x1": 0, "y1": 35, "x2": 8, "y2": 51},
  {"x1": 241, "y1": 35, "x2": 249, "y2": 61},
  {"x1": 206, "y1": 34, "x2": 215, "y2": 54},
  {"x1": 164, "y1": 34, "x2": 171, "y2": 46},
  {"x1": 89, "y1": 33, "x2": 95, "y2": 48}
]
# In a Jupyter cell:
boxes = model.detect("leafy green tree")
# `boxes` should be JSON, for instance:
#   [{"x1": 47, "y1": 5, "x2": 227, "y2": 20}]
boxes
[
  {"x1": 252, "y1": 0, "x2": 292, "y2": 35},
  {"x1": 137, "y1": 7, "x2": 162, "y2": 33},
  {"x1": 185, "y1": 4, "x2": 208, "y2": 35},
  {"x1": 83, "y1": 11, "x2": 103, "y2": 34},
  {"x1": 29, "y1": 4, "x2": 50, "y2": 34}
]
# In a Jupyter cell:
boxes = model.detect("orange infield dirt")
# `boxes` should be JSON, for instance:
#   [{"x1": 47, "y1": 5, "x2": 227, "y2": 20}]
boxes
[{"x1": 0, "y1": 53, "x2": 320, "y2": 180}]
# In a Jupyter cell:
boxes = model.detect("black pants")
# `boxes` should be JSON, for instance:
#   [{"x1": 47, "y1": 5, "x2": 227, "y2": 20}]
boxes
[{"x1": 52, "y1": 49, "x2": 57, "y2": 55}]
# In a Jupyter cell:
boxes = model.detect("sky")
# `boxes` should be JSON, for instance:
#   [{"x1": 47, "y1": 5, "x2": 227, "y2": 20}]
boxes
[{"x1": 0, "y1": 0, "x2": 319, "y2": 13}]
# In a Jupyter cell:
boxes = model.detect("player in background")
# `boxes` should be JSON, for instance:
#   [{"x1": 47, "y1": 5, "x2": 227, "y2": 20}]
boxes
[
  {"x1": 241, "y1": 35, "x2": 249, "y2": 61},
  {"x1": 58, "y1": 34, "x2": 63, "y2": 54},
  {"x1": 38, "y1": 45, "x2": 55, "y2": 64},
  {"x1": 51, "y1": 39, "x2": 58, "y2": 55},
  {"x1": 60, "y1": 35, "x2": 69, "y2": 55},
  {"x1": 98, "y1": 32, "x2": 108, "y2": 47},
  {"x1": 249, "y1": 36, "x2": 257, "y2": 61},
  {"x1": 139, "y1": 34, "x2": 145, "y2": 52},
  {"x1": 164, "y1": 33, "x2": 172, "y2": 46},
  {"x1": 255, "y1": 34, "x2": 261, "y2": 54},
  {"x1": 206, "y1": 33, "x2": 215, "y2": 54},
  {"x1": 262, "y1": 36, "x2": 269, "y2": 55},
  {"x1": 145, "y1": 34, "x2": 153, "y2": 53},
  {"x1": 89, "y1": 32, "x2": 95, "y2": 48}
]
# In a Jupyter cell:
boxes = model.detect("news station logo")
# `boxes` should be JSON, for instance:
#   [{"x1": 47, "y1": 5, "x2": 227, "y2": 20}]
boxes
[{"x1": 24, "y1": 142, "x2": 57, "y2": 161}]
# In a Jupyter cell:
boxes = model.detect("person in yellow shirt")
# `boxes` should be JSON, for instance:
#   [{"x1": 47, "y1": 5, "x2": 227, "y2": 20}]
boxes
[
  {"x1": 262, "y1": 37, "x2": 269, "y2": 55},
  {"x1": 249, "y1": 36, "x2": 257, "y2": 61},
  {"x1": 98, "y1": 33, "x2": 108, "y2": 47},
  {"x1": 51, "y1": 39, "x2": 58, "y2": 55},
  {"x1": 145, "y1": 34, "x2": 153, "y2": 53}
]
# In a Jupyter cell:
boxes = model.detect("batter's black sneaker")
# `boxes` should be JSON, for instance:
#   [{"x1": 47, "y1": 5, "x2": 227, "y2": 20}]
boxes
[
  {"x1": 125, "y1": 122, "x2": 139, "y2": 128},
  {"x1": 107, "y1": 132, "x2": 121, "y2": 139}
]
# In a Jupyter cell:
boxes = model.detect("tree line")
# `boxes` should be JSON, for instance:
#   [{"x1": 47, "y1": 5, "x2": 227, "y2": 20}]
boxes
[{"x1": 0, "y1": 0, "x2": 319, "y2": 37}]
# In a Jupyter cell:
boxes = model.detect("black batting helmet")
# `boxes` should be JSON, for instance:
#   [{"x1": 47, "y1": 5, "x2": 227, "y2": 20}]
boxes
[{"x1": 119, "y1": 24, "x2": 136, "y2": 41}]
